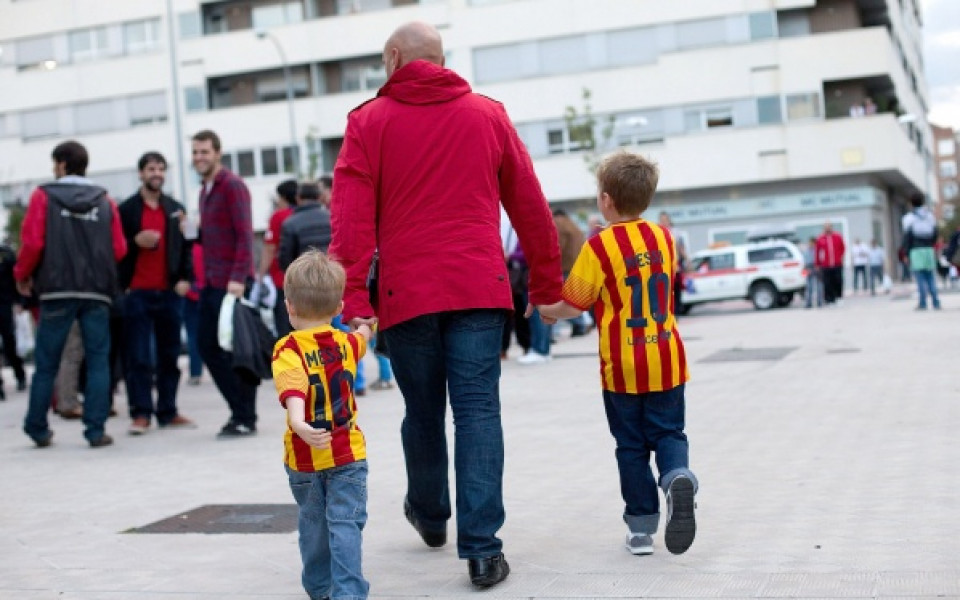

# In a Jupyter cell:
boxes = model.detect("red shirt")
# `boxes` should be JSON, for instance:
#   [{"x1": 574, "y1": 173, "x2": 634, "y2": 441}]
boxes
[
  {"x1": 329, "y1": 60, "x2": 562, "y2": 329},
  {"x1": 815, "y1": 232, "x2": 846, "y2": 268},
  {"x1": 264, "y1": 207, "x2": 293, "y2": 288},
  {"x1": 129, "y1": 203, "x2": 168, "y2": 290}
]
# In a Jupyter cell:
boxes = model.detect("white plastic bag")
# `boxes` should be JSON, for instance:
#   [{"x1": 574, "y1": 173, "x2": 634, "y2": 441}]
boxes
[
  {"x1": 15, "y1": 310, "x2": 34, "y2": 358},
  {"x1": 218, "y1": 294, "x2": 236, "y2": 352},
  {"x1": 881, "y1": 274, "x2": 893, "y2": 294}
]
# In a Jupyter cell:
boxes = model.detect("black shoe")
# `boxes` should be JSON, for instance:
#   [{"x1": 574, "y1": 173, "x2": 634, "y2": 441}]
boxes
[
  {"x1": 664, "y1": 475, "x2": 696, "y2": 555},
  {"x1": 468, "y1": 553, "x2": 510, "y2": 588},
  {"x1": 217, "y1": 420, "x2": 257, "y2": 438},
  {"x1": 30, "y1": 431, "x2": 53, "y2": 448},
  {"x1": 16, "y1": 379, "x2": 27, "y2": 392},
  {"x1": 403, "y1": 498, "x2": 446, "y2": 548},
  {"x1": 89, "y1": 434, "x2": 114, "y2": 448},
  {"x1": 0, "y1": 386, "x2": 5, "y2": 401}
]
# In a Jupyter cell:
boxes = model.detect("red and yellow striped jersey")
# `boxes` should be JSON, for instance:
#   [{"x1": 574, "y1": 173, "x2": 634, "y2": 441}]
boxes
[
  {"x1": 562, "y1": 219, "x2": 689, "y2": 394},
  {"x1": 272, "y1": 325, "x2": 367, "y2": 472}
]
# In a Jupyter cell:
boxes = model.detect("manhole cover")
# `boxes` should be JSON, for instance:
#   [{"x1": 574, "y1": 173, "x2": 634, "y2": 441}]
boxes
[
  {"x1": 553, "y1": 352, "x2": 597, "y2": 359},
  {"x1": 826, "y1": 348, "x2": 861, "y2": 354},
  {"x1": 699, "y1": 347, "x2": 797, "y2": 363},
  {"x1": 127, "y1": 504, "x2": 297, "y2": 534}
]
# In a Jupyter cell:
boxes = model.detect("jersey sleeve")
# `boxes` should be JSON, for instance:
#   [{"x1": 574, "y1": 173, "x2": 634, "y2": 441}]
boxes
[
  {"x1": 272, "y1": 342, "x2": 308, "y2": 408},
  {"x1": 346, "y1": 331, "x2": 368, "y2": 362},
  {"x1": 561, "y1": 244, "x2": 603, "y2": 310}
]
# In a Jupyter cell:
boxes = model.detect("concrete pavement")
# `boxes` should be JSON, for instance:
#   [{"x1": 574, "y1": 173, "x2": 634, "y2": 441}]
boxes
[{"x1": 1, "y1": 284, "x2": 958, "y2": 599}]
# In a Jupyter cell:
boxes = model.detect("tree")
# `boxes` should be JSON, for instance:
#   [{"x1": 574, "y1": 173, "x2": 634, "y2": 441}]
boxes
[
  {"x1": 563, "y1": 87, "x2": 615, "y2": 175},
  {"x1": 4, "y1": 204, "x2": 25, "y2": 248}
]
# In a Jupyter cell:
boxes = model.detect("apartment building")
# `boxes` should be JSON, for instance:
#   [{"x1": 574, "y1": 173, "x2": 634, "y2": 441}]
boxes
[
  {"x1": 931, "y1": 124, "x2": 958, "y2": 222},
  {"x1": 0, "y1": 0, "x2": 933, "y2": 263}
]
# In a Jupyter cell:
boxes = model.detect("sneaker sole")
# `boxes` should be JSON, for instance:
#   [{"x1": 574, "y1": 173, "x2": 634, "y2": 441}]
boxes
[
  {"x1": 664, "y1": 477, "x2": 696, "y2": 555},
  {"x1": 626, "y1": 543, "x2": 654, "y2": 556}
]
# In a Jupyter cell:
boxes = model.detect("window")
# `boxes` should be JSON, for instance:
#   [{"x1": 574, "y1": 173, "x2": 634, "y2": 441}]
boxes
[
  {"x1": 91, "y1": 169, "x2": 139, "y2": 198},
  {"x1": 705, "y1": 108, "x2": 733, "y2": 129},
  {"x1": 184, "y1": 86, "x2": 206, "y2": 112},
  {"x1": 261, "y1": 147, "x2": 279, "y2": 176},
  {"x1": 178, "y1": 11, "x2": 201, "y2": 39},
  {"x1": 252, "y1": 2, "x2": 304, "y2": 29},
  {"x1": 256, "y1": 69, "x2": 310, "y2": 102},
  {"x1": 128, "y1": 92, "x2": 167, "y2": 126},
  {"x1": 694, "y1": 252, "x2": 735, "y2": 272},
  {"x1": 786, "y1": 93, "x2": 821, "y2": 120},
  {"x1": 938, "y1": 139, "x2": 956, "y2": 157},
  {"x1": 757, "y1": 96, "x2": 782, "y2": 124},
  {"x1": 220, "y1": 153, "x2": 234, "y2": 172},
  {"x1": 940, "y1": 160, "x2": 957, "y2": 178},
  {"x1": 237, "y1": 150, "x2": 256, "y2": 177},
  {"x1": 337, "y1": 0, "x2": 392, "y2": 14},
  {"x1": 676, "y1": 17, "x2": 728, "y2": 49},
  {"x1": 0, "y1": 114, "x2": 6, "y2": 138},
  {"x1": 21, "y1": 107, "x2": 59, "y2": 140},
  {"x1": 539, "y1": 35, "x2": 588, "y2": 76},
  {"x1": 341, "y1": 58, "x2": 386, "y2": 93},
  {"x1": 749, "y1": 12, "x2": 777, "y2": 40},
  {"x1": 124, "y1": 19, "x2": 160, "y2": 54},
  {"x1": 606, "y1": 26, "x2": 659, "y2": 67},
  {"x1": 942, "y1": 182, "x2": 958, "y2": 201},
  {"x1": 748, "y1": 246, "x2": 793, "y2": 263},
  {"x1": 74, "y1": 100, "x2": 115, "y2": 134},
  {"x1": 282, "y1": 145, "x2": 299, "y2": 174},
  {"x1": 15, "y1": 35, "x2": 56, "y2": 70},
  {"x1": 684, "y1": 106, "x2": 735, "y2": 131},
  {"x1": 70, "y1": 27, "x2": 111, "y2": 62},
  {"x1": 473, "y1": 43, "x2": 527, "y2": 84}
]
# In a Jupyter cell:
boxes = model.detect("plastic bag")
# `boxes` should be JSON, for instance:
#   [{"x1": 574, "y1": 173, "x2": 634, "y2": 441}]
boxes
[
  {"x1": 15, "y1": 310, "x2": 34, "y2": 358},
  {"x1": 218, "y1": 294, "x2": 236, "y2": 352}
]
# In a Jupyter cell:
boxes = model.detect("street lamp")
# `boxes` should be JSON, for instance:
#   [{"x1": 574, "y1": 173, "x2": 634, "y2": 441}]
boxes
[{"x1": 256, "y1": 29, "x2": 300, "y2": 177}]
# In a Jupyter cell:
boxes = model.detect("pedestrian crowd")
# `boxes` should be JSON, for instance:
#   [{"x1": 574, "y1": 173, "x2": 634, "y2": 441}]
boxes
[{"x1": 4, "y1": 19, "x2": 957, "y2": 600}]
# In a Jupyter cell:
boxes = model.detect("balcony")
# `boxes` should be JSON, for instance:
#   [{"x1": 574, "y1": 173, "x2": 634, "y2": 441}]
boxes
[{"x1": 200, "y1": 0, "x2": 418, "y2": 36}]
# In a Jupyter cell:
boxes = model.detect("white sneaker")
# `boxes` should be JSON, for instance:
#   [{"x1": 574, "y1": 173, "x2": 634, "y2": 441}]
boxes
[
  {"x1": 517, "y1": 351, "x2": 551, "y2": 365},
  {"x1": 625, "y1": 532, "x2": 654, "y2": 555}
]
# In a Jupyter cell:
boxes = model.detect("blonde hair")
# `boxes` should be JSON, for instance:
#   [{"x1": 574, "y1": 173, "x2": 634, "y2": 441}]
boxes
[
  {"x1": 596, "y1": 151, "x2": 660, "y2": 216},
  {"x1": 283, "y1": 250, "x2": 345, "y2": 319}
]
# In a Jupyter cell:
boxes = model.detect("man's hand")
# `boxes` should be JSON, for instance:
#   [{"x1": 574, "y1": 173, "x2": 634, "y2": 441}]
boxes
[
  {"x1": 348, "y1": 317, "x2": 378, "y2": 331},
  {"x1": 226, "y1": 280, "x2": 246, "y2": 298},
  {"x1": 525, "y1": 302, "x2": 558, "y2": 325},
  {"x1": 290, "y1": 421, "x2": 332, "y2": 450},
  {"x1": 174, "y1": 280, "x2": 191, "y2": 296},
  {"x1": 135, "y1": 230, "x2": 162, "y2": 249},
  {"x1": 16, "y1": 278, "x2": 32, "y2": 297}
]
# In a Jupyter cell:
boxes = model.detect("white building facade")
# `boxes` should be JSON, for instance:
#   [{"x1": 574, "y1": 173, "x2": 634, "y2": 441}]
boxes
[{"x1": 0, "y1": 0, "x2": 933, "y2": 263}]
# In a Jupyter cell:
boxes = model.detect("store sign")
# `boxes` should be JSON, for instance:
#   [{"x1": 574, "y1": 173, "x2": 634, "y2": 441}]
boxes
[{"x1": 657, "y1": 187, "x2": 879, "y2": 225}]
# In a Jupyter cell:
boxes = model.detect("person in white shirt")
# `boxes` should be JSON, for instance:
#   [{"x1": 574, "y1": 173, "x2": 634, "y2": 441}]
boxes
[{"x1": 851, "y1": 238, "x2": 871, "y2": 294}]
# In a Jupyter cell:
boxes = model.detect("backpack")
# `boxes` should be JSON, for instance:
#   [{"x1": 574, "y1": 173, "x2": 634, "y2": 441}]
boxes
[{"x1": 907, "y1": 209, "x2": 936, "y2": 240}]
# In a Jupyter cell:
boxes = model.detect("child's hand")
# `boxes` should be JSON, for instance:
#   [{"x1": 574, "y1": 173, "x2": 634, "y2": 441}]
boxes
[{"x1": 291, "y1": 421, "x2": 332, "y2": 450}]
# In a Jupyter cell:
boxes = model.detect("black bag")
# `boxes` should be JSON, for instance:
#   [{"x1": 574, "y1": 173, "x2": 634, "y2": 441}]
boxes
[
  {"x1": 507, "y1": 260, "x2": 528, "y2": 293},
  {"x1": 231, "y1": 300, "x2": 274, "y2": 385}
]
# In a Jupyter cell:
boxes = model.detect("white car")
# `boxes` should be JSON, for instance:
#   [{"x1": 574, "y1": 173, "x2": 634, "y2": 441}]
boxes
[{"x1": 680, "y1": 240, "x2": 807, "y2": 312}]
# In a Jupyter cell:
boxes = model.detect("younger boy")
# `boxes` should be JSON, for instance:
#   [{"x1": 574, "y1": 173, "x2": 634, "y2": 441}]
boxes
[
  {"x1": 538, "y1": 151, "x2": 697, "y2": 556},
  {"x1": 272, "y1": 250, "x2": 373, "y2": 600}
]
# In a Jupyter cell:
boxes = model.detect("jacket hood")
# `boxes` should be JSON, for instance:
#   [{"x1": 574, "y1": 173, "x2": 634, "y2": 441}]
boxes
[
  {"x1": 44, "y1": 181, "x2": 107, "y2": 214},
  {"x1": 377, "y1": 60, "x2": 471, "y2": 105}
]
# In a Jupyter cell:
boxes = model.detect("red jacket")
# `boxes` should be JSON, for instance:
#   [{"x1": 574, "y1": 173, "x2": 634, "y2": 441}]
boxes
[
  {"x1": 329, "y1": 60, "x2": 562, "y2": 329},
  {"x1": 815, "y1": 231, "x2": 845, "y2": 268}
]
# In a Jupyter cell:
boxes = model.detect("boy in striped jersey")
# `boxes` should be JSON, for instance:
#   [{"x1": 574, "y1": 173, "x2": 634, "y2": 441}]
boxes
[
  {"x1": 538, "y1": 151, "x2": 697, "y2": 556},
  {"x1": 272, "y1": 250, "x2": 373, "y2": 600}
]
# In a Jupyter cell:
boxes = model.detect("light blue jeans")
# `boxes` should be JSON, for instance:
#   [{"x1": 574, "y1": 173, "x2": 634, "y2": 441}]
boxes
[{"x1": 287, "y1": 461, "x2": 369, "y2": 600}]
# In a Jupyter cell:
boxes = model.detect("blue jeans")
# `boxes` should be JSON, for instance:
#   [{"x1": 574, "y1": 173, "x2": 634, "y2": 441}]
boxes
[
  {"x1": 869, "y1": 265, "x2": 883, "y2": 295},
  {"x1": 181, "y1": 297, "x2": 203, "y2": 378},
  {"x1": 527, "y1": 308, "x2": 552, "y2": 355},
  {"x1": 804, "y1": 271, "x2": 823, "y2": 307},
  {"x1": 370, "y1": 334, "x2": 392, "y2": 382},
  {"x1": 382, "y1": 309, "x2": 507, "y2": 558},
  {"x1": 913, "y1": 269, "x2": 941, "y2": 309},
  {"x1": 23, "y1": 298, "x2": 112, "y2": 443},
  {"x1": 198, "y1": 287, "x2": 258, "y2": 427},
  {"x1": 123, "y1": 290, "x2": 183, "y2": 424},
  {"x1": 333, "y1": 315, "x2": 365, "y2": 391},
  {"x1": 287, "y1": 461, "x2": 369, "y2": 600},
  {"x1": 603, "y1": 385, "x2": 697, "y2": 534}
]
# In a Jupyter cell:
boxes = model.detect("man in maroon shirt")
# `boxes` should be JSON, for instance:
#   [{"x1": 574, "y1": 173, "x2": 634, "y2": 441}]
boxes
[
  {"x1": 191, "y1": 130, "x2": 258, "y2": 437},
  {"x1": 118, "y1": 152, "x2": 195, "y2": 436}
]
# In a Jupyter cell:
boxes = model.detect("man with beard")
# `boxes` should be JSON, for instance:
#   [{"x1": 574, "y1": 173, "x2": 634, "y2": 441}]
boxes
[
  {"x1": 191, "y1": 129, "x2": 257, "y2": 437},
  {"x1": 118, "y1": 152, "x2": 195, "y2": 435}
]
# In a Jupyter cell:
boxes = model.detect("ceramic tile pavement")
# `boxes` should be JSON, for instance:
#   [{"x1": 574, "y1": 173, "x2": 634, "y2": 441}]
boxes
[{"x1": 0, "y1": 285, "x2": 957, "y2": 599}]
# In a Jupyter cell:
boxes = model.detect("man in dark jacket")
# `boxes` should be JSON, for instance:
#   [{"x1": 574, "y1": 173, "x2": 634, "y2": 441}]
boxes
[
  {"x1": 118, "y1": 152, "x2": 195, "y2": 435},
  {"x1": 0, "y1": 241, "x2": 27, "y2": 398},
  {"x1": 278, "y1": 181, "x2": 332, "y2": 271},
  {"x1": 15, "y1": 140, "x2": 127, "y2": 448}
]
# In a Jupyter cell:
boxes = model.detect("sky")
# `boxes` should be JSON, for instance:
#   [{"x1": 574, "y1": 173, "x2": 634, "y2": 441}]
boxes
[{"x1": 922, "y1": 0, "x2": 960, "y2": 129}]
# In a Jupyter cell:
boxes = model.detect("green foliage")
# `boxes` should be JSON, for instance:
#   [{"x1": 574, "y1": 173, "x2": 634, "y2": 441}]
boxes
[
  {"x1": 305, "y1": 126, "x2": 320, "y2": 180},
  {"x1": 4, "y1": 204, "x2": 25, "y2": 248},
  {"x1": 563, "y1": 88, "x2": 615, "y2": 175}
]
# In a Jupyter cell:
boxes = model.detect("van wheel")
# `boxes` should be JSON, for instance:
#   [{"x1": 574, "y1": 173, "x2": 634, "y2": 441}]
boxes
[
  {"x1": 776, "y1": 292, "x2": 794, "y2": 307},
  {"x1": 749, "y1": 282, "x2": 778, "y2": 310}
]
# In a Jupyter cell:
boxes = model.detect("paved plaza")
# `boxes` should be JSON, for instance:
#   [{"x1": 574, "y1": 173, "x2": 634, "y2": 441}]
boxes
[{"x1": 1, "y1": 284, "x2": 958, "y2": 599}]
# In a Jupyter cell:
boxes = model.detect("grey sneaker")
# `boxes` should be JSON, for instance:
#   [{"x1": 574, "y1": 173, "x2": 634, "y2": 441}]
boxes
[
  {"x1": 664, "y1": 475, "x2": 696, "y2": 555},
  {"x1": 625, "y1": 532, "x2": 654, "y2": 555}
]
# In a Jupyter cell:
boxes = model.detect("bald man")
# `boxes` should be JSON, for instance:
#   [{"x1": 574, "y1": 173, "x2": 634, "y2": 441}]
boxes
[{"x1": 329, "y1": 21, "x2": 563, "y2": 589}]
